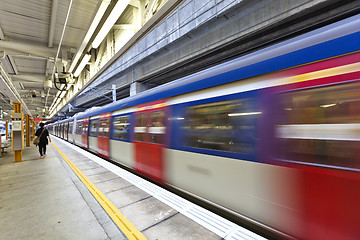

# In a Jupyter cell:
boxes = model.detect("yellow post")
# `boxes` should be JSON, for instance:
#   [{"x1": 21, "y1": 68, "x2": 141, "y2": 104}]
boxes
[
  {"x1": 25, "y1": 115, "x2": 30, "y2": 147},
  {"x1": 13, "y1": 103, "x2": 22, "y2": 163},
  {"x1": 31, "y1": 119, "x2": 35, "y2": 141},
  {"x1": 5, "y1": 121, "x2": 8, "y2": 140}
]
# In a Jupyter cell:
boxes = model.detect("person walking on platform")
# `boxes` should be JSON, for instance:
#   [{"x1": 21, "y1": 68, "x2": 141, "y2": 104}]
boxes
[{"x1": 35, "y1": 122, "x2": 51, "y2": 158}]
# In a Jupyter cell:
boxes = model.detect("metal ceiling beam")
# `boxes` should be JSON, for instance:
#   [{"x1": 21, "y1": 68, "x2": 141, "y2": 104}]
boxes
[
  {"x1": 0, "y1": 26, "x2": 5, "y2": 40},
  {"x1": 129, "y1": 0, "x2": 140, "y2": 8},
  {"x1": 49, "y1": 0, "x2": 59, "y2": 48},
  {"x1": 0, "y1": 40, "x2": 57, "y2": 59},
  {"x1": 0, "y1": 26, "x2": 19, "y2": 75},
  {"x1": 0, "y1": 62, "x2": 32, "y2": 116}
]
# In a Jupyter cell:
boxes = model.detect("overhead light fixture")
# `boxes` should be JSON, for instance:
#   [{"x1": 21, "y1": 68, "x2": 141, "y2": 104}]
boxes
[
  {"x1": 228, "y1": 112, "x2": 262, "y2": 117},
  {"x1": 59, "y1": 91, "x2": 67, "y2": 98},
  {"x1": 74, "y1": 54, "x2": 91, "y2": 77},
  {"x1": 68, "y1": 0, "x2": 110, "y2": 72},
  {"x1": 320, "y1": 103, "x2": 336, "y2": 108},
  {"x1": 92, "y1": 0, "x2": 131, "y2": 49}
]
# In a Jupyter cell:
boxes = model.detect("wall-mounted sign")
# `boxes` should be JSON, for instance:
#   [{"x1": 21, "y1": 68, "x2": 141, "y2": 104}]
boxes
[
  {"x1": 34, "y1": 119, "x2": 51, "y2": 122},
  {"x1": 12, "y1": 121, "x2": 22, "y2": 131}
]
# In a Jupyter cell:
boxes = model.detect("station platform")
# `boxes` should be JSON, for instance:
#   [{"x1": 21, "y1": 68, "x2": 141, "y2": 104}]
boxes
[{"x1": 0, "y1": 136, "x2": 266, "y2": 240}]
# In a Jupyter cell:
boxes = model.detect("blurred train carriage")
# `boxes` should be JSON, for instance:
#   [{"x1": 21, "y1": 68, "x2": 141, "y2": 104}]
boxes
[{"x1": 48, "y1": 14, "x2": 360, "y2": 239}]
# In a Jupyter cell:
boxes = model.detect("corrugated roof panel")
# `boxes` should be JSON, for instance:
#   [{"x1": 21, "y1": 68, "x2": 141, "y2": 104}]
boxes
[
  {"x1": 21, "y1": 82, "x2": 44, "y2": 89},
  {"x1": 0, "y1": 0, "x2": 50, "y2": 44},
  {"x1": 14, "y1": 57, "x2": 46, "y2": 73},
  {"x1": 1, "y1": 15, "x2": 49, "y2": 34},
  {"x1": 1, "y1": 0, "x2": 50, "y2": 17},
  {"x1": 52, "y1": 0, "x2": 99, "y2": 47}
]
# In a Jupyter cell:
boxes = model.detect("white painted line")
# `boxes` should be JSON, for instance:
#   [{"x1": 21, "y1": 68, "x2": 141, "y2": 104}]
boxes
[{"x1": 55, "y1": 136, "x2": 267, "y2": 240}]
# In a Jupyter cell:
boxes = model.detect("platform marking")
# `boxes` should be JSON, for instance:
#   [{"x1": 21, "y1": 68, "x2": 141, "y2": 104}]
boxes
[
  {"x1": 51, "y1": 141, "x2": 147, "y2": 240},
  {"x1": 55, "y1": 137, "x2": 268, "y2": 240}
]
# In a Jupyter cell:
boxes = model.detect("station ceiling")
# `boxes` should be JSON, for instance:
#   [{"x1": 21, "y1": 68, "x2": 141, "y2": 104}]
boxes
[
  {"x1": 0, "y1": 0, "x2": 170, "y2": 121},
  {"x1": 0, "y1": 0, "x2": 99, "y2": 120}
]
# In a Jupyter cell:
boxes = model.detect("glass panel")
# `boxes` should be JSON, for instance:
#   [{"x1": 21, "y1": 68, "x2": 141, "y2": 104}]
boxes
[
  {"x1": 83, "y1": 121, "x2": 88, "y2": 135},
  {"x1": 113, "y1": 115, "x2": 130, "y2": 140},
  {"x1": 90, "y1": 120, "x2": 98, "y2": 136},
  {"x1": 99, "y1": 118, "x2": 110, "y2": 137},
  {"x1": 134, "y1": 113, "x2": 146, "y2": 142},
  {"x1": 183, "y1": 98, "x2": 259, "y2": 153},
  {"x1": 104, "y1": 118, "x2": 110, "y2": 137},
  {"x1": 149, "y1": 110, "x2": 166, "y2": 144},
  {"x1": 275, "y1": 82, "x2": 360, "y2": 169},
  {"x1": 76, "y1": 121, "x2": 83, "y2": 134},
  {"x1": 69, "y1": 122, "x2": 73, "y2": 134}
]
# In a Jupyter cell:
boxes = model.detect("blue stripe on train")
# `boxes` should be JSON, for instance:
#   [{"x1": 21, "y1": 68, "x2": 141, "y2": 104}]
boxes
[{"x1": 80, "y1": 30, "x2": 360, "y2": 119}]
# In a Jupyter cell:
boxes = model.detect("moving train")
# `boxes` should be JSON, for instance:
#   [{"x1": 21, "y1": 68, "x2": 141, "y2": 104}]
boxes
[{"x1": 48, "y1": 14, "x2": 360, "y2": 239}]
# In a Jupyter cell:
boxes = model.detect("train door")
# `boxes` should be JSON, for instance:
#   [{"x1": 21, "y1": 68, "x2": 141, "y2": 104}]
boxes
[
  {"x1": 61, "y1": 123, "x2": 64, "y2": 138},
  {"x1": 63, "y1": 123, "x2": 66, "y2": 139},
  {"x1": 133, "y1": 101, "x2": 169, "y2": 183},
  {"x1": 98, "y1": 113, "x2": 111, "y2": 159},
  {"x1": 82, "y1": 117, "x2": 89, "y2": 149},
  {"x1": 65, "y1": 122, "x2": 69, "y2": 141},
  {"x1": 68, "y1": 122, "x2": 73, "y2": 142}
]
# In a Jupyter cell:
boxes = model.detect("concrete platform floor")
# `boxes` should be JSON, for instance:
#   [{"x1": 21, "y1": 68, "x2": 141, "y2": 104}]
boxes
[
  {"x1": 0, "y1": 137, "x2": 266, "y2": 240},
  {"x1": 0, "y1": 143, "x2": 125, "y2": 240}
]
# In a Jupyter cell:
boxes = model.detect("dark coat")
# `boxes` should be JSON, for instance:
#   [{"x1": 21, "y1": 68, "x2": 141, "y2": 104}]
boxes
[{"x1": 35, "y1": 127, "x2": 49, "y2": 145}]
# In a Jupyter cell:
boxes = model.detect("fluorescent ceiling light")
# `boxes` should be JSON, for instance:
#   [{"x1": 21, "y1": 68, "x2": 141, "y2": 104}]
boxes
[
  {"x1": 320, "y1": 103, "x2": 336, "y2": 108},
  {"x1": 228, "y1": 112, "x2": 262, "y2": 117},
  {"x1": 59, "y1": 91, "x2": 67, "y2": 98},
  {"x1": 92, "y1": 0, "x2": 131, "y2": 49},
  {"x1": 68, "y1": 0, "x2": 110, "y2": 72},
  {"x1": 74, "y1": 54, "x2": 91, "y2": 77}
]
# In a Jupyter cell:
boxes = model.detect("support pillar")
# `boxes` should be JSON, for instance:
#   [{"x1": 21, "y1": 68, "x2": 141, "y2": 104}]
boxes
[
  {"x1": 25, "y1": 115, "x2": 30, "y2": 147},
  {"x1": 12, "y1": 103, "x2": 23, "y2": 163},
  {"x1": 130, "y1": 82, "x2": 149, "y2": 96}
]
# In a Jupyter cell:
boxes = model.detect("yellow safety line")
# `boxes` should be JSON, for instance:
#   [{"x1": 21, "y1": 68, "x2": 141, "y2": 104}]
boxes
[{"x1": 51, "y1": 142, "x2": 147, "y2": 240}]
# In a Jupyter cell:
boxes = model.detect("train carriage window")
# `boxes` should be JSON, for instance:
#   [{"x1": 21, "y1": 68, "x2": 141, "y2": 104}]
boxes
[
  {"x1": 99, "y1": 118, "x2": 110, "y2": 137},
  {"x1": 76, "y1": 121, "x2": 83, "y2": 134},
  {"x1": 134, "y1": 113, "x2": 146, "y2": 142},
  {"x1": 69, "y1": 122, "x2": 73, "y2": 134},
  {"x1": 105, "y1": 118, "x2": 110, "y2": 137},
  {"x1": 274, "y1": 82, "x2": 360, "y2": 169},
  {"x1": 98, "y1": 119, "x2": 103, "y2": 137},
  {"x1": 113, "y1": 115, "x2": 130, "y2": 140},
  {"x1": 90, "y1": 119, "x2": 99, "y2": 136},
  {"x1": 83, "y1": 121, "x2": 89, "y2": 135},
  {"x1": 149, "y1": 110, "x2": 166, "y2": 145},
  {"x1": 182, "y1": 98, "x2": 259, "y2": 153}
]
